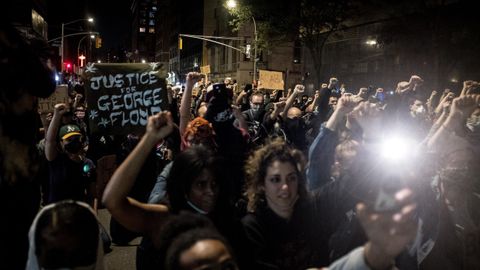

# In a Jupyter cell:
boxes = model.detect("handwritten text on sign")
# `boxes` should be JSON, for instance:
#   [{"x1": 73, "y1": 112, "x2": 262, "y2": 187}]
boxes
[
  {"x1": 258, "y1": 70, "x2": 284, "y2": 90},
  {"x1": 38, "y1": 85, "x2": 69, "y2": 113},
  {"x1": 84, "y1": 63, "x2": 167, "y2": 135}
]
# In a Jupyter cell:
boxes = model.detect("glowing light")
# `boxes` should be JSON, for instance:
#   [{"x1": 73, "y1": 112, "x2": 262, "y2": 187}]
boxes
[
  {"x1": 226, "y1": 0, "x2": 237, "y2": 9},
  {"x1": 141, "y1": 59, "x2": 146, "y2": 63},
  {"x1": 365, "y1": 40, "x2": 377, "y2": 46},
  {"x1": 380, "y1": 137, "x2": 415, "y2": 162}
]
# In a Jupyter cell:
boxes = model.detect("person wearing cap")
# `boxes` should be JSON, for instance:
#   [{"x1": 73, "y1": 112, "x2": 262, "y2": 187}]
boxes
[{"x1": 44, "y1": 103, "x2": 96, "y2": 206}]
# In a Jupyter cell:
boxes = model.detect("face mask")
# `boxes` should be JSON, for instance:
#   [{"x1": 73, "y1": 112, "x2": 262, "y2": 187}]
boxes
[
  {"x1": 285, "y1": 118, "x2": 303, "y2": 131},
  {"x1": 63, "y1": 137, "x2": 84, "y2": 154}
]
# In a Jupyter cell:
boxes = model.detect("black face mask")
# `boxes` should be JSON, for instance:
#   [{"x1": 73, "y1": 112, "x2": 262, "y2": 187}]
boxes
[
  {"x1": 64, "y1": 137, "x2": 84, "y2": 154},
  {"x1": 252, "y1": 106, "x2": 265, "y2": 121},
  {"x1": 285, "y1": 118, "x2": 303, "y2": 131}
]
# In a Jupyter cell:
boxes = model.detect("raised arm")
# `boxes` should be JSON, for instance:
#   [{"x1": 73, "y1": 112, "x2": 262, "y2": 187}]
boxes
[
  {"x1": 45, "y1": 103, "x2": 68, "y2": 161},
  {"x1": 180, "y1": 72, "x2": 203, "y2": 136},
  {"x1": 307, "y1": 95, "x2": 360, "y2": 190},
  {"x1": 283, "y1": 84, "x2": 304, "y2": 115},
  {"x1": 102, "y1": 111, "x2": 173, "y2": 234},
  {"x1": 427, "y1": 95, "x2": 479, "y2": 152}
]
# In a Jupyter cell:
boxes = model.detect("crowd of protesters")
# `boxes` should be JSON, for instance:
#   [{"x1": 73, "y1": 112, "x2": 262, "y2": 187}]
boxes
[{"x1": 2, "y1": 22, "x2": 480, "y2": 270}]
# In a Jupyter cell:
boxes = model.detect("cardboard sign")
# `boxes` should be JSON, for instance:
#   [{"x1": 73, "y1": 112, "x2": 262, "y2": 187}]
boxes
[
  {"x1": 200, "y1": 65, "x2": 211, "y2": 74},
  {"x1": 258, "y1": 70, "x2": 284, "y2": 90},
  {"x1": 83, "y1": 63, "x2": 168, "y2": 135},
  {"x1": 38, "y1": 84, "x2": 69, "y2": 113}
]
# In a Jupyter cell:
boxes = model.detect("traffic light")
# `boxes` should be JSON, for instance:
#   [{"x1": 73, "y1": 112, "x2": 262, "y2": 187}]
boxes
[
  {"x1": 178, "y1": 37, "x2": 183, "y2": 50},
  {"x1": 95, "y1": 37, "x2": 102, "y2": 48},
  {"x1": 64, "y1": 62, "x2": 72, "y2": 72}
]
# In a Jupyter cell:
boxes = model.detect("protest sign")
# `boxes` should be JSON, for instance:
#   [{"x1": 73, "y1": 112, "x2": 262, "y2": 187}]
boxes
[
  {"x1": 84, "y1": 63, "x2": 168, "y2": 135},
  {"x1": 258, "y1": 70, "x2": 284, "y2": 91},
  {"x1": 200, "y1": 65, "x2": 210, "y2": 74},
  {"x1": 38, "y1": 84, "x2": 69, "y2": 113}
]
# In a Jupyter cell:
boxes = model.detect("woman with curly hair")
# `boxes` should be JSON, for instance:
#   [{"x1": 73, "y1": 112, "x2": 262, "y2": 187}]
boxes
[{"x1": 242, "y1": 139, "x2": 331, "y2": 270}]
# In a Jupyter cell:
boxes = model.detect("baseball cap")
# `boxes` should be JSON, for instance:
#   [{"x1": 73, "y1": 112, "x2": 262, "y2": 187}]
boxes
[{"x1": 58, "y1": 124, "x2": 82, "y2": 140}]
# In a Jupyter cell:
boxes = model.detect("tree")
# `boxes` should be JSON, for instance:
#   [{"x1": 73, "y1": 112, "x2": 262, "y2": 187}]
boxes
[
  {"x1": 227, "y1": 0, "x2": 359, "y2": 86},
  {"x1": 375, "y1": 0, "x2": 480, "y2": 90}
]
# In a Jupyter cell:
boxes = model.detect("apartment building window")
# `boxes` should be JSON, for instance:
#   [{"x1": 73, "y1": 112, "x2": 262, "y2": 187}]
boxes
[
  {"x1": 149, "y1": 12, "x2": 155, "y2": 18},
  {"x1": 149, "y1": 19, "x2": 155, "y2": 26},
  {"x1": 139, "y1": 27, "x2": 146, "y2": 33},
  {"x1": 149, "y1": 27, "x2": 155, "y2": 33}
]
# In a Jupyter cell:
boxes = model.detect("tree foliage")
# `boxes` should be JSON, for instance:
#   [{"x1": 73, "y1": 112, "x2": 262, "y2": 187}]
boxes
[{"x1": 227, "y1": 0, "x2": 359, "y2": 85}]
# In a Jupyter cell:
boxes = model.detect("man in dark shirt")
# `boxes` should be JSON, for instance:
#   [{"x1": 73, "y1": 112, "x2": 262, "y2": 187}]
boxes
[{"x1": 45, "y1": 104, "x2": 95, "y2": 205}]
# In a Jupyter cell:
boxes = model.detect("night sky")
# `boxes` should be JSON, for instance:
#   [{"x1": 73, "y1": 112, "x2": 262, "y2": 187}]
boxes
[{"x1": 47, "y1": 0, "x2": 132, "y2": 54}]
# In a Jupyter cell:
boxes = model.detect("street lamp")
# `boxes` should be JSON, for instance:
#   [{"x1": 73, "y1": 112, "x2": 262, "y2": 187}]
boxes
[
  {"x1": 77, "y1": 34, "x2": 96, "y2": 67},
  {"x1": 226, "y1": 0, "x2": 237, "y2": 9},
  {"x1": 225, "y1": 0, "x2": 257, "y2": 84},
  {"x1": 61, "y1": 17, "x2": 94, "y2": 72}
]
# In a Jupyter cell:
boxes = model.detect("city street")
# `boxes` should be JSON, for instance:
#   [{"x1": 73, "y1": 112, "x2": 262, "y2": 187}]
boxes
[{"x1": 97, "y1": 209, "x2": 140, "y2": 270}]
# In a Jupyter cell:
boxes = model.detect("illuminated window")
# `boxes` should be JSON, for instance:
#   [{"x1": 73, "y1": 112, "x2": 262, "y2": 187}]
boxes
[
  {"x1": 149, "y1": 28, "x2": 155, "y2": 33},
  {"x1": 149, "y1": 19, "x2": 155, "y2": 26},
  {"x1": 139, "y1": 27, "x2": 146, "y2": 32}
]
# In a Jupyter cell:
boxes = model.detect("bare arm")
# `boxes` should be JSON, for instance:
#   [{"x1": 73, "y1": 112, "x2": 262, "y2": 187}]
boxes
[
  {"x1": 45, "y1": 103, "x2": 67, "y2": 161},
  {"x1": 283, "y1": 84, "x2": 304, "y2": 115},
  {"x1": 325, "y1": 95, "x2": 359, "y2": 132},
  {"x1": 427, "y1": 95, "x2": 479, "y2": 152},
  {"x1": 102, "y1": 112, "x2": 173, "y2": 234},
  {"x1": 235, "y1": 91, "x2": 248, "y2": 106},
  {"x1": 180, "y1": 72, "x2": 203, "y2": 136}
]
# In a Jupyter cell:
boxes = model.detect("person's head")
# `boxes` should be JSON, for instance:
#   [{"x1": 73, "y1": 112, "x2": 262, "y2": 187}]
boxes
[
  {"x1": 286, "y1": 107, "x2": 302, "y2": 120},
  {"x1": 74, "y1": 106, "x2": 86, "y2": 121},
  {"x1": 245, "y1": 139, "x2": 307, "y2": 215},
  {"x1": 197, "y1": 102, "x2": 208, "y2": 118},
  {"x1": 328, "y1": 96, "x2": 338, "y2": 109},
  {"x1": 0, "y1": 22, "x2": 55, "y2": 116},
  {"x1": 167, "y1": 145, "x2": 227, "y2": 214},
  {"x1": 249, "y1": 91, "x2": 264, "y2": 112},
  {"x1": 331, "y1": 139, "x2": 361, "y2": 179},
  {"x1": 409, "y1": 99, "x2": 426, "y2": 118},
  {"x1": 27, "y1": 201, "x2": 101, "y2": 270},
  {"x1": 182, "y1": 117, "x2": 216, "y2": 150},
  {"x1": 301, "y1": 94, "x2": 309, "y2": 103},
  {"x1": 357, "y1": 87, "x2": 369, "y2": 99},
  {"x1": 58, "y1": 124, "x2": 86, "y2": 156},
  {"x1": 165, "y1": 226, "x2": 237, "y2": 270},
  {"x1": 224, "y1": 77, "x2": 232, "y2": 85}
]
